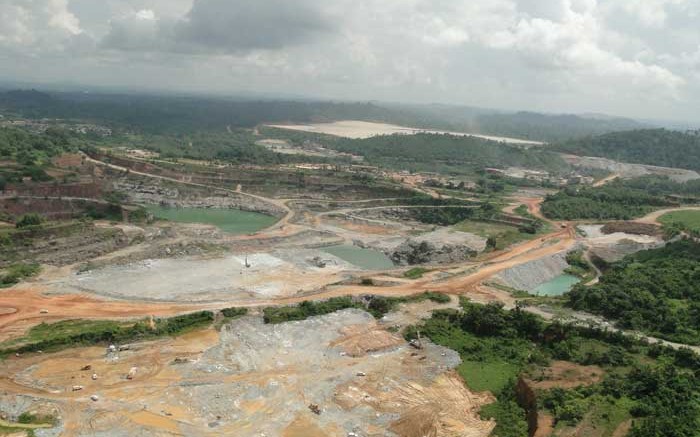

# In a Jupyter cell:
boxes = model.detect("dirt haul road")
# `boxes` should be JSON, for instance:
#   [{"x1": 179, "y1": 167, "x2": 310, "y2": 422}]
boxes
[
  {"x1": 633, "y1": 206, "x2": 700, "y2": 225},
  {"x1": 0, "y1": 287, "x2": 198, "y2": 342},
  {"x1": 0, "y1": 221, "x2": 574, "y2": 341}
]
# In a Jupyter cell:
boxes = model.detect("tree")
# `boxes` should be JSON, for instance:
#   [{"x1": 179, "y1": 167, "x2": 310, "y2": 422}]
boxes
[{"x1": 486, "y1": 237, "x2": 498, "y2": 249}]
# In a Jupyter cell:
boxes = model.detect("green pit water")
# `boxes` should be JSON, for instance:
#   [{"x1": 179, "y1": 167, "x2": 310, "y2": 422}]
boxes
[
  {"x1": 145, "y1": 206, "x2": 277, "y2": 235},
  {"x1": 322, "y1": 245, "x2": 395, "y2": 270},
  {"x1": 533, "y1": 274, "x2": 581, "y2": 296}
]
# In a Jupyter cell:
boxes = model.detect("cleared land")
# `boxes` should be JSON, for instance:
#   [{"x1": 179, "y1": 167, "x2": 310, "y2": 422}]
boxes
[
  {"x1": 0, "y1": 310, "x2": 495, "y2": 437},
  {"x1": 267, "y1": 120, "x2": 544, "y2": 145}
]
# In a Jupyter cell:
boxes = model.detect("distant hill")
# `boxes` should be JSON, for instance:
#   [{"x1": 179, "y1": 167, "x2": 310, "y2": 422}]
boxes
[
  {"x1": 473, "y1": 111, "x2": 647, "y2": 143},
  {"x1": 380, "y1": 104, "x2": 649, "y2": 143},
  {"x1": 0, "y1": 89, "x2": 649, "y2": 141},
  {"x1": 328, "y1": 133, "x2": 568, "y2": 175},
  {"x1": 551, "y1": 129, "x2": 700, "y2": 172}
]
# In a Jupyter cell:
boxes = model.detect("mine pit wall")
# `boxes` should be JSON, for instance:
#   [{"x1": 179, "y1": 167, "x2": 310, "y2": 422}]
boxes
[
  {"x1": 2, "y1": 182, "x2": 103, "y2": 199},
  {"x1": 89, "y1": 150, "x2": 412, "y2": 200},
  {"x1": 112, "y1": 178, "x2": 287, "y2": 218},
  {"x1": 0, "y1": 221, "x2": 129, "y2": 267},
  {"x1": 0, "y1": 197, "x2": 118, "y2": 221},
  {"x1": 495, "y1": 250, "x2": 573, "y2": 292}
]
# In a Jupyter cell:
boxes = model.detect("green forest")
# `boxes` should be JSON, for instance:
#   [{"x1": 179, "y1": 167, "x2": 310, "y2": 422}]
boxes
[
  {"x1": 0, "y1": 127, "x2": 78, "y2": 185},
  {"x1": 328, "y1": 133, "x2": 568, "y2": 175},
  {"x1": 97, "y1": 130, "x2": 337, "y2": 165},
  {"x1": 568, "y1": 239, "x2": 700, "y2": 345},
  {"x1": 551, "y1": 129, "x2": 700, "y2": 172},
  {"x1": 409, "y1": 299, "x2": 700, "y2": 437},
  {"x1": 540, "y1": 176, "x2": 695, "y2": 220},
  {"x1": 1, "y1": 90, "x2": 646, "y2": 141}
]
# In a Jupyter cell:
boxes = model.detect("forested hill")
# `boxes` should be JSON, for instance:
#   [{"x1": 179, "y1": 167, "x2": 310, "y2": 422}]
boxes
[
  {"x1": 329, "y1": 133, "x2": 567, "y2": 174},
  {"x1": 0, "y1": 90, "x2": 393, "y2": 134},
  {"x1": 379, "y1": 105, "x2": 648, "y2": 143},
  {"x1": 551, "y1": 129, "x2": 700, "y2": 171},
  {"x1": 0, "y1": 89, "x2": 650, "y2": 142}
]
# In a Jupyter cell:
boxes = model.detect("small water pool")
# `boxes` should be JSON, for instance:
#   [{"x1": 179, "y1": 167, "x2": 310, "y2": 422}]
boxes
[
  {"x1": 145, "y1": 206, "x2": 278, "y2": 235},
  {"x1": 322, "y1": 245, "x2": 395, "y2": 270},
  {"x1": 532, "y1": 274, "x2": 581, "y2": 296}
]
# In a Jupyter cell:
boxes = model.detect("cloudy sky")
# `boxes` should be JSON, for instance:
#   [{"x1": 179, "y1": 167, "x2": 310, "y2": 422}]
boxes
[{"x1": 0, "y1": 0, "x2": 698, "y2": 121}]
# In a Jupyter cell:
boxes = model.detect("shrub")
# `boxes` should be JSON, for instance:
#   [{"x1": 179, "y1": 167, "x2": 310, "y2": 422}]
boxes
[
  {"x1": 221, "y1": 307, "x2": 248, "y2": 319},
  {"x1": 15, "y1": 213, "x2": 43, "y2": 228}
]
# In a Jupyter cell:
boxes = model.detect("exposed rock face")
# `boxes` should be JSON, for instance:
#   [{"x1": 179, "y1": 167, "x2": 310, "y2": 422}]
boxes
[
  {"x1": 590, "y1": 239, "x2": 665, "y2": 263},
  {"x1": 496, "y1": 251, "x2": 570, "y2": 291},
  {"x1": 0, "y1": 222, "x2": 130, "y2": 267},
  {"x1": 390, "y1": 239, "x2": 477, "y2": 265},
  {"x1": 562, "y1": 154, "x2": 700, "y2": 183},
  {"x1": 580, "y1": 224, "x2": 666, "y2": 263},
  {"x1": 371, "y1": 229, "x2": 486, "y2": 266},
  {"x1": 391, "y1": 239, "x2": 477, "y2": 266},
  {"x1": 112, "y1": 179, "x2": 286, "y2": 217}
]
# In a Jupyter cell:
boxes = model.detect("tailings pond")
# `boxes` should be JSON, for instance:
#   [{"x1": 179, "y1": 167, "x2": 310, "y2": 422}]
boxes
[
  {"x1": 322, "y1": 244, "x2": 395, "y2": 270},
  {"x1": 532, "y1": 274, "x2": 580, "y2": 296},
  {"x1": 146, "y1": 206, "x2": 277, "y2": 234}
]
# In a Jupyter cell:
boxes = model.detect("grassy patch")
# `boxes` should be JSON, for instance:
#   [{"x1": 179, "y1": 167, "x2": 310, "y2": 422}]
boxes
[
  {"x1": 583, "y1": 396, "x2": 635, "y2": 437},
  {"x1": 365, "y1": 292, "x2": 451, "y2": 318},
  {"x1": 659, "y1": 209, "x2": 700, "y2": 234},
  {"x1": 403, "y1": 267, "x2": 430, "y2": 279},
  {"x1": 454, "y1": 220, "x2": 531, "y2": 250},
  {"x1": 0, "y1": 262, "x2": 41, "y2": 288},
  {"x1": 458, "y1": 360, "x2": 521, "y2": 393}
]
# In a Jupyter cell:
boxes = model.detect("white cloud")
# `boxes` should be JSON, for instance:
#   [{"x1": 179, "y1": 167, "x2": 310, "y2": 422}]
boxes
[
  {"x1": 0, "y1": 0, "x2": 698, "y2": 121},
  {"x1": 48, "y1": 0, "x2": 82, "y2": 34},
  {"x1": 0, "y1": 0, "x2": 84, "y2": 53}
]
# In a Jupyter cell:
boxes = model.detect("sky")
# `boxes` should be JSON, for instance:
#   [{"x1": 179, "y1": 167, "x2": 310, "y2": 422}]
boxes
[{"x1": 0, "y1": 0, "x2": 698, "y2": 122}]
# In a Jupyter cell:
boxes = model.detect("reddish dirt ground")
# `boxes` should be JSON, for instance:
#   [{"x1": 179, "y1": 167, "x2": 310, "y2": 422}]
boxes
[{"x1": 0, "y1": 287, "x2": 197, "y2": 342}]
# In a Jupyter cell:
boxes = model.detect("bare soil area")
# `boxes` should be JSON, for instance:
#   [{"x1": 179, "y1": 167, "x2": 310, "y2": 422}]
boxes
[
  {"x1": 267, "y1": 120, "x2": 543, "y2": 145},
  {"x1": 0, "y1": 310, "x2": 495, "y2": 437}
]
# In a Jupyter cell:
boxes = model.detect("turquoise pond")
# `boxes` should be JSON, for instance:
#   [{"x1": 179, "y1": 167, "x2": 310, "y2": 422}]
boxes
[
  {"x1": 532, "y1": 274, "x2": 581, "y2": 296},
  {"x1": 322, "y1": 245, "x2": 395, "y2": 270},
  {"x1": 145, "y1": 206, "x2": 278, "y2": 235}
]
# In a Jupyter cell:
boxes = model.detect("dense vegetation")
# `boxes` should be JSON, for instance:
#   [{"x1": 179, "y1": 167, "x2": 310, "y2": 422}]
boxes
[
  {"x1": 472, "y1": 111, "x2": 647, "y2": 143},
  {"x1": 98, "y1": 130, "x2": 340, "y2": 166},
  {"x1": 1, "y1": 90, "x2": 647, "y2": 141},
  {"x1": 0, "y1": 127, "x2": 78, "y2": 184},
  {"x1": 551, "y1": 129, "x2": 700, "y2": 172},
  {"x1": 541, "y1": 177, "x2": 684, "y2": 220},
  {"x1": 568, "y1": 239, "x2": 700, "y2": 345},
  {"x1": 0, "y1": 126, "x2": 76, "y2": 164},
  {"x1": 0, "y1": 311, "x2": 214, "y2": 357},
  {"x1": 328, "y1": 133, "x2": 567, "y2": 175},
  {"x1": 408, "y1": 299, "x2": 700, "y2": 437},
  {"x1": 0, "y1": 90, "x2": 394, "y2": 134}
]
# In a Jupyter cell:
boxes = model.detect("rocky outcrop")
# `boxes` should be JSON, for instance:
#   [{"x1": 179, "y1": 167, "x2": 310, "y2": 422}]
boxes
[
  {"x1": 391, "y1": 239, "x2": 477, "y2": 265},
  {"x1": 562, "y1": 154, "x2": 700, "y2": 183},
  {"x1": 389, "y1": 230, "x2": 485, "y2": 266}
]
